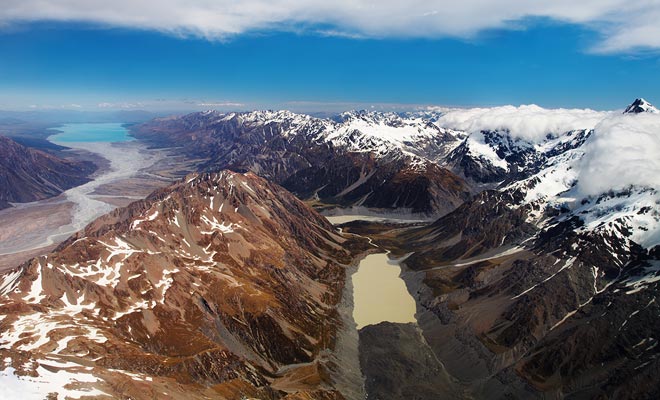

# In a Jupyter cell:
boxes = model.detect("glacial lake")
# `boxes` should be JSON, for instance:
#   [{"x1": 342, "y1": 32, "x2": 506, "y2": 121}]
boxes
[
  {"x1": 49, "y1": 123, "x2": 133, "y2": 143},
  {"x1": 352, "y1": 252, "x2": 417, "y2": 329}
]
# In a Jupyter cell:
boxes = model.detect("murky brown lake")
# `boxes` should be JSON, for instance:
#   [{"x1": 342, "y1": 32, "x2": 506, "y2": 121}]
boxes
[{"x1": 351, "y1": 253, "x2": 417, "y2": 329}]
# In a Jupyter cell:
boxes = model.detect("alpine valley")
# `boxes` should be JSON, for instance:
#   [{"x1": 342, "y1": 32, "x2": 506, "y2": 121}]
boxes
[{"x1": 1, "y1": 99, "x2": 659, "y2": 400}]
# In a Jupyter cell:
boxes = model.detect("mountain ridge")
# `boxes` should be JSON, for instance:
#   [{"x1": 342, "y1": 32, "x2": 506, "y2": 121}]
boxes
[
  {"x1": 0, "y1": 135, "x2": 97, "y2": 209},
  {"x1": 0, "y1": 170, "x2": 368, "y2": 399},
  {"x1": 131, "y1": 110, "x2": 472, "y2": 216}
]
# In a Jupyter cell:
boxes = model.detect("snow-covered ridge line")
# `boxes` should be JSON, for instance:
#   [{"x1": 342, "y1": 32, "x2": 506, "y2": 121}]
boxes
[{"x1": 169, "y1": 100, "x2": 660, "y2": 247}]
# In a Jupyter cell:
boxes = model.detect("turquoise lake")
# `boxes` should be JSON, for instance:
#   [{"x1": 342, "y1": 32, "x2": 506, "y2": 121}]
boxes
[{"x1": 49, "y1": 123, "x2": 132, "y2": 143}]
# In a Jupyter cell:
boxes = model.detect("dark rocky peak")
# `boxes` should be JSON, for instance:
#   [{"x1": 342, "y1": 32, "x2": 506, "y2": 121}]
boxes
[{"x1": 624, "y1": 98, "x2": 659, "y2": 114}]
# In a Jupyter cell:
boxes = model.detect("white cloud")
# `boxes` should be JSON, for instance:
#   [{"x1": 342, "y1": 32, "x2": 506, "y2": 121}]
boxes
[
  {"x1": 97, "y1": 101, "x2": 144, "y2": 109},
  {"x1": 576, "y1": 113, "x2": 660, "y2": 197},
  {"x1": 435, "y1": 103, "x2": 660, "y2": 199},
  {"x1": 1, "y1": 1, "x2": 660, "y2": 52},
  {"x1": 22, "y1": 103, "x2": 86, "y2": 110},
  {"x1": 93, "y1": 99, "x2": 247, "y2": 111},
  {"x1": 197, "y1": 102, "x2": 245, "y2": 107},
  {"x1": 435, "y1": 104, "x2": 609, "y2": 142}
]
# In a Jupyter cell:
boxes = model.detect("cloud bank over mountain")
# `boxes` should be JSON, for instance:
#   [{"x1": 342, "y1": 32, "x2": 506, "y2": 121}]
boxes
[
  {"x1": 577, "y1": 113, "x2": 660, "y2": 197},
  {"x1": 1, "y1": 0, "x2": 659, "y2": 53},
  {"x1": 436, "y1": 102, "x2": 660, "y2": 199},
  {"x1": 435, "y1": 105, "x2": 608, "y2": 142}
]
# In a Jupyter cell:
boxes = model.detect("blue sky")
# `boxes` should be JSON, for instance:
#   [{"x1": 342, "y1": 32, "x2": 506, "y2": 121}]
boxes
[{"x1": 1, "y1": 3, "x2": 659, "y2": 112}]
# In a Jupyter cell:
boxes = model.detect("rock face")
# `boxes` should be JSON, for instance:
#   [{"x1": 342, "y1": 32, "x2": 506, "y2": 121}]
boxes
[
  {"x1": 383, "y1": 197, "x2": 660, "y2": 398},
  {"x1": 358, "y1": 322, "x2": 464, "y2": 400},
  {"x1": 0, "y1": 135, "x2": 96, "y2": 208},
  {"x1": 443, "y1": 127, "x2": 593, "y2": 187},
  {"x1": 132, "y1": 110, "x2": 471, "y2": 216},
  {"x1": 0, "y1": 171, "x2": 364, "y2": 399}
]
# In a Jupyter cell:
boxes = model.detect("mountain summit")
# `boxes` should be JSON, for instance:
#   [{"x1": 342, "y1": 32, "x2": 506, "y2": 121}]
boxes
[{"x1": 623, "y1": 98, "x2": 659, "y2": 114}]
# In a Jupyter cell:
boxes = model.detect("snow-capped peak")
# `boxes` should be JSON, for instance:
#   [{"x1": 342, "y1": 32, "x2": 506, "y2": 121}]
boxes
[{"x1": 623, "y1": 98, "x2": 659, "y2": 114}]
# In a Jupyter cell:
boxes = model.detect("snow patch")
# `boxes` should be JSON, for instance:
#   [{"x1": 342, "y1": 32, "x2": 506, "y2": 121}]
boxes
[{"x1": 0, "y1": 364, "x2": 108, "y2": 400}]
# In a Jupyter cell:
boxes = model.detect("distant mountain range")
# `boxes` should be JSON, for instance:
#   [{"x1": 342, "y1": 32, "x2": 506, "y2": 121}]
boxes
[{"x1": 132, "y1": 110, "x2": 473, "y2": 215}]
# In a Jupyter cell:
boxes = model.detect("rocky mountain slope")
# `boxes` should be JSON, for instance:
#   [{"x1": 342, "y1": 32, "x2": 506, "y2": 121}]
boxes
[
  {"x1": 376, "y1": 99, "x2": 660, "y2": 398},
  {"x1": 0, "y1": 135, "x2": 96, "y2": 209},
  {"x1": 0, "y1": 171, "x2": 367, "y2": 399},
  {"x1": 132, "y1": 110, "x2": 471, "y2": 216}
]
